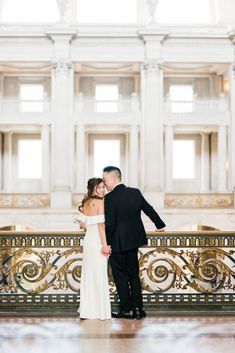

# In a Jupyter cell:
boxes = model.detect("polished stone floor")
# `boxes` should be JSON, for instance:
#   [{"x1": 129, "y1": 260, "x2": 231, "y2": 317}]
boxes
[{"x1": 0, "y1": 315, "x2": 235, "y2": 353}]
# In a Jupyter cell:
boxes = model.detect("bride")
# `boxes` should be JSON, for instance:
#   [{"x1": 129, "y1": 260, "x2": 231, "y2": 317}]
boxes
[{"x1": 76, "y1": 178, "x2": 111, "y2": 320}]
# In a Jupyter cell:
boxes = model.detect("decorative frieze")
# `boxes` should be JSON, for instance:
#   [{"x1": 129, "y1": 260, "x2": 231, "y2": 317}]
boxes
[
  {"x1": 165, "y1": 193, "x2": 234, "y2": 208},
  {"x1": 0, "y1": 194, "x2": 50, "y2": 208}
]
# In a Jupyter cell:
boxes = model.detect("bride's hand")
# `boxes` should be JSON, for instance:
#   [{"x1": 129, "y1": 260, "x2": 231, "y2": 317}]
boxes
[{"x1": 101, "y1": 245, "x2": 112, "y2": 256}]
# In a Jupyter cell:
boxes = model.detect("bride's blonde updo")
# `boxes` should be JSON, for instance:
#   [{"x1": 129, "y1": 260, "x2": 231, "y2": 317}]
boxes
[{"x1": 78, "y1": 177, "x2": 103, "y2": 212}]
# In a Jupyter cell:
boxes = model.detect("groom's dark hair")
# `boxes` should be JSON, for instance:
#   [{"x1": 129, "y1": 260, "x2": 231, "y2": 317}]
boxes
[{"x1": 103, "y1": 166, "x2": 122, "y2": 180}]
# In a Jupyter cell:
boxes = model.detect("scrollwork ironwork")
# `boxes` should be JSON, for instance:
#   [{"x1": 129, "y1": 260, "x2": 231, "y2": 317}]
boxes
[{"x1": 1, "y1": 231, "x2": 235, "y2": 311}]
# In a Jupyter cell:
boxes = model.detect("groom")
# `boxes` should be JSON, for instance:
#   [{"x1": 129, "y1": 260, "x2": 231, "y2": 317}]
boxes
[{"x1": 102, "y1": 166, "x2": 166, "y2": 319}]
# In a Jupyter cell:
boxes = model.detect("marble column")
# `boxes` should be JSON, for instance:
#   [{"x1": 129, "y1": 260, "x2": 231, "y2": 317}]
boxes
[
  {"x1": 0, "y1": 75, "x2": 3, "y2": 112},
  {"x1": 142, "y1": 61, "x2": 164, "y2": 191},
  {"x1": 229, "y1": 64, "x2": 235, "y2": 191},
  {"x1": 76, "y1": 124, "x2": 86, "y2": 193},
  {"x1": 217, "y1": 125, "x2": 227, "y2": 192},
  {"x1": 41, "y1": 124, "x2": 50, "y2": 192},
  {"x1": 228, "y1": 33, "x2": 235, "y2": 191},
  {"x1": 0, "y1": 132, "x2": 2, "y2": 190},
  {"x1": 164, "y1": 125, "x2": 173, "y2": 192},
  {"x1": 200, "y1": 133, "x2": 210, "y2": 192},
  {"x1": 3, "y1": 132, "x2": 12, "y2": 192},
  {"x1": 50, "y1": 60, "x2": 74, "y2": 208},
  {"x1": 129, "y1": 124, "x2": 139, "y2": 187}
]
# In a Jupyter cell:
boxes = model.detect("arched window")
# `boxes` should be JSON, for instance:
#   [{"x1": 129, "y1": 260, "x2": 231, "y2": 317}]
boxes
[
  {"x1": 1, "y1": 0, "x2": 59, "y2": 23},
  {"x1": 155, "y1": 0, "x2": 214, "y2": 24}
]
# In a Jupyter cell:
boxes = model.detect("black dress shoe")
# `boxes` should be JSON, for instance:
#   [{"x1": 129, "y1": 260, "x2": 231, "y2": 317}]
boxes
[
  {"x1": 111, "y1": 310, "x2": 133, "y2": 319},
  {"x1": 132, "y1": 308, "x2": 146, "y2": 320}
]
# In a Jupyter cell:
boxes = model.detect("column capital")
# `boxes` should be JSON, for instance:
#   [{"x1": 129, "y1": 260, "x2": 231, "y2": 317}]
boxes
[
  {"x1": 52, "y1": 59, "x2": 73, "y2": 78},
  {"x1": 228, "y1": 29, "x2": 235, "y2": 44},
  {"x1": 142, "y1": 60, "x2": 162, "y2": 73}
]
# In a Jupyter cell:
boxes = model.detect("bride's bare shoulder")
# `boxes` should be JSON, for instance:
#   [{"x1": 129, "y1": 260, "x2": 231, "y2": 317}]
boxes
[{"x1": 83, "y1": 198, "x2": 104, "y2": 215}]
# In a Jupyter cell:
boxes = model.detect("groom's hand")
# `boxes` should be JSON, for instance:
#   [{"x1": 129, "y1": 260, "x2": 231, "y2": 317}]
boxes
[{"x1": 155, "y1": 227, "x2": 166, "y2": 232}]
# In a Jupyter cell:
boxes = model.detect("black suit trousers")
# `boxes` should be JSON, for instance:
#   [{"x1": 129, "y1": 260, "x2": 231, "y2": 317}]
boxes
[{"x1": 109, "y1": 248, "x2": 143, "y2": 311}]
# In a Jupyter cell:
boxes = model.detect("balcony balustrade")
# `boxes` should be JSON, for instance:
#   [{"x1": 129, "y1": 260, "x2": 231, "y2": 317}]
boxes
[
  {"x1": 0, "y1": 98, "x2": 51, "y2": 114},
  {"x1": 74, "y1": 92, "x2": 140, "y2": 115},
  {"x1": 164, "y1": 96, "x2": 228, "y2": 115},
  {"x1": 1, "y1": 230, "x2": 235, "y2": 313}
]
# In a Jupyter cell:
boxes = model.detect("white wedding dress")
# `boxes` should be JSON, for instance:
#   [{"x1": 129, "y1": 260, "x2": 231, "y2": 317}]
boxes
[{"x1": 78, "y1": 213, "x2": 111, "y2": 320}]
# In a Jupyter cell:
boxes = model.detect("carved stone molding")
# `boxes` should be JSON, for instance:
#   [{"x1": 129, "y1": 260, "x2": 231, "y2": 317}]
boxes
[
  {"x1": 165, "y1": 193, "x2": 234, "y2": 208},
  {"x1": 52, "y1": 60, "x2": 73, "y2": 78},
  {"x1": 0, "y1": 194, "x2": 50, "y2": 208},
  {"x1": 228, "y1": 29, "x2": 235, "y2": 44},
  {"x1": 143, "y1": 60, "x2": 161, "y2": 74}
]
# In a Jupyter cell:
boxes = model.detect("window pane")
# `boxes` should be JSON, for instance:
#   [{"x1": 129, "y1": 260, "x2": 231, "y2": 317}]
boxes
[
  {"x1": 156, "y1": 0, "x2": 212, "y2": 24},
  {"x1": 173, "y1": 140, "x2": 195, "y2": 179},
  {"x1": 2, "y1": 0, "x2": 59, "y2": 22},
  {"x1": 18, "y1": 140, "x2": 42, "y2": 179},
  {"x1": 95, "y1": 85, "x2": 119, "y2": 112},
  {"x1": 77, "y1": 0, "x2": 137, "y2": 23},
  {"x1": 94, "y1": 140, "x2": 120, "y2": 177},
  {"x1": 20, "y1": 84, "x2": 44, "y2": 112}
]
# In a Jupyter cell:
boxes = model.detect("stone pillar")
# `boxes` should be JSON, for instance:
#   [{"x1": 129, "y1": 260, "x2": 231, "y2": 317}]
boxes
[
  {"x1": 50, "y1": 60, "x2": 74, "y2": 208},
  {"x1": 76, "y1": 124, "x2": 86, "y2": 193},
  {"x1": 3, "y1": 132, "x2": 12, "y2": 192},
  {"x1": 129, "y1": 124, "x2": 139, "y2": 187},
  {"x1": 41, "y1": 124, "x2": 50, "y2": 192},
  {"x1": 164, "y1": 125, "x2": 173, "y2": 191},
  {"x1": 47, "y1": 30, "x2": 77, "y2": 208},
  {"x1": 200, "y1": 132, "x2": 210, "y2": 192},
  {"x1": 0, "y1": 132, "x2": 2, "y2": 190},
  {"x1": 217, "y1": 125, "x2": 227, "y2": 192},
  {"x1": 0, "y1": 75, "x2": 3, "y2": 112},
  {"x1": 228, "y1": 32, "x2": 235, "y2": 191},
  {"x1": 142, "y1": 61, "x2": 164, "y2": 191},
  {"x1": 229, "y1": 64, "x2": 235, "y2": 190}
]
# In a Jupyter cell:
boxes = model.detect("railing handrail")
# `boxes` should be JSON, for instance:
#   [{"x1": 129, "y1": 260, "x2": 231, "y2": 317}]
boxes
[{"x1": 1, "y1": 230, "x2": 235, "y2": 237}]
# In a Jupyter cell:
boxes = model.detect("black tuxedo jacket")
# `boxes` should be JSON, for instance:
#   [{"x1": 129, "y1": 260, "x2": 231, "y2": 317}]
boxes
[{"x1": 104, "y1": 184, "x2": 166, "y2": 252}]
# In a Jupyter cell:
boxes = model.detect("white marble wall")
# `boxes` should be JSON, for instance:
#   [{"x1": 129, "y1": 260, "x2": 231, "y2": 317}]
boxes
[{"x1": 0, "y1": 16, "x2": 235, "y2": 230}]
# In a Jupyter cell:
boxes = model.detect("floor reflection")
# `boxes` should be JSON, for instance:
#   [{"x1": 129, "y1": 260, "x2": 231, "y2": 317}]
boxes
[{"x1": 0, "y1": 315, "x2": 235, "y2": 353}]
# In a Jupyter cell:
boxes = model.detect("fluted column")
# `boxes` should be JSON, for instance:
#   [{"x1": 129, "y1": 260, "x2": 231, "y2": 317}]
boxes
[
  {"x1": 41, "y1": 124, "x2": 50, "y2": 192},
  {"x1": 3, "y1": 132, "x2": 12, "y2": 192},
  {"x1": 76, "y1": 124, "x2": 86, "y2": 193},
  {"x1": 129, "y1": 124, "x2": 139, "y2": 187},
  {"x1": 142, "y1": 61, "x2": 164, "y2": 191},
  {"x1": 217, "y1": 125, "x2": 227, "y2": 192},
  {"x1": 165, "y1": 125, "x2": 173, "y2": 191}
]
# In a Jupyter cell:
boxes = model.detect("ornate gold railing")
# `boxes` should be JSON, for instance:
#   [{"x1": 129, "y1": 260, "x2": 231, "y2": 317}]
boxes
[{"x1": 1, "y1": 230, "x2": 235, "y2": 313}]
